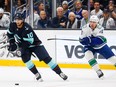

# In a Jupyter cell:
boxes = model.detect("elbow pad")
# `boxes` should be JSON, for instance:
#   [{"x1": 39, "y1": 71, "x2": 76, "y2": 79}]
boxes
[{"x1": 91, "y1": 36, "x2": 107, "y2": 45}]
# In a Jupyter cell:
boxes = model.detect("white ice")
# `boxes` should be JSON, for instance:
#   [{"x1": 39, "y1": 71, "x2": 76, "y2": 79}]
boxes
[{"x1": 0, "y1": 66, "x2": 116, "y2": 87}]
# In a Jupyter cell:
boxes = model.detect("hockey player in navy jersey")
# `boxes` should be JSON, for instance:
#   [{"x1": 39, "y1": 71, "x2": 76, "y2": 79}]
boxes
[
  {"x1": 7, "y1": 13, "x2": 68, "y2": 81},
  {"x1": 79, "y1": 15, "x2": 116, "y2": 79}
]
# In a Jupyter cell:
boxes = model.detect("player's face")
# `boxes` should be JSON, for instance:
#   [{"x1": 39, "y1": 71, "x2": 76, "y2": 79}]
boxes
[
  {"x1": 89, "y1": 21, "x2": 97, "y2": 30},
  {"x1": 15, "y1": 19, "x2": 23, "y2": 28}
]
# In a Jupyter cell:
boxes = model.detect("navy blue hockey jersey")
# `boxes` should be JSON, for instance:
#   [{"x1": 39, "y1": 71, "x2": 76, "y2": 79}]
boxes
[{"x1": 7, "y1": 22, "x2": 42, "y2": 49}]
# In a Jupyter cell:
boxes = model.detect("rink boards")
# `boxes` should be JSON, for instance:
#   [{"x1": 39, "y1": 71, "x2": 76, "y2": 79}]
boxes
[{"x1": 0, "y1": 30, "x2": 116, "y2": 70}]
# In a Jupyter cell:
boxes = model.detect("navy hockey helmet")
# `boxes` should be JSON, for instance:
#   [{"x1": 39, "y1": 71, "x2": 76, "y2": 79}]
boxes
[{"x1": 14, "y1": 13, "x2": 24, "y2": 20}]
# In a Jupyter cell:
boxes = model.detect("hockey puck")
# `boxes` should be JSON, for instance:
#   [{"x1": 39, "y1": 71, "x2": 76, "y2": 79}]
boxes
[{"x1": 15, "y1": 83, "x2": 19, "y2": 85}]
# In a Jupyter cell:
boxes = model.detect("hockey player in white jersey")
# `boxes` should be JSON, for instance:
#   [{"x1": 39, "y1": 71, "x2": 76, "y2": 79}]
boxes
[
  {"x1": 79, "y1": 15, "x2": 116, "y2": 79},
  {"x1": 0, "y1": 8, "x2": 10, "y2": 28}
]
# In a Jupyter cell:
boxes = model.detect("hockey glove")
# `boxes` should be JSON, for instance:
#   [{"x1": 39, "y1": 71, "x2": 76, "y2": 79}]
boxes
[
  {"x1": 8, "y1": 42, "x2": 18, "y2": 52},
  {"x1": 79, "y1": 37, "x2": 91, "y2": 45}
]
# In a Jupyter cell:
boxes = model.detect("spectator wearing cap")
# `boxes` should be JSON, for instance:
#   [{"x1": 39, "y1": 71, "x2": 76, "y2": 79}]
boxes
[
  {"x1": 91, "y1": 1, "x2": 103, "y2": 19},
  {"x1": 66, "y1": 12, "x2": 79, "y2": 29},
  {"x1": 0, "y1": 8, "x2": 10, "y2": 28},
  {"x1": 99, "y1": 9, "x2": 115, "y2": 29},
  {"x1": 62, "y1": 1, "x2": 70, "y2": 18},
  {"x1": 74, "y1": 0, "x2": 83, "y2": 20},
  {"x1": 51, "y1": 7, "x2": 67, "y2": 28}
]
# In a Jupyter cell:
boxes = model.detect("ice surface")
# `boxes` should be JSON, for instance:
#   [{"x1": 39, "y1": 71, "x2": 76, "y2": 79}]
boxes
[{"x1": 0, "y1": 66, "x2": 116, "y2": 87}]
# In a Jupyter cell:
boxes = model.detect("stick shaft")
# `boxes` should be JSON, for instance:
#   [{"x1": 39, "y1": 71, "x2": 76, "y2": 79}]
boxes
[{"x1": 47, "y1": 38, "x2": 79, "y2": 41}]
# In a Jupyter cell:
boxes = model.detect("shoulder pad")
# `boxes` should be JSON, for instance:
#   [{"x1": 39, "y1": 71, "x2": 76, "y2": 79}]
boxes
[
  {"x1": 82, "y1": 25, "x2": 87, "y2": 29},
  {"x1": 97, "y1": 24, "x2": 103, "y2": 29}
]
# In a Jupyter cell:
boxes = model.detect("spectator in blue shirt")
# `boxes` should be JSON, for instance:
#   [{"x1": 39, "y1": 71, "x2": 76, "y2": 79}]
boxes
[
  {"x1": 74, "y1": 0, "x2": 83, "y2": 20},
  {"x1": 62, "y1": 1, "x2": 70, "y2": 18}
]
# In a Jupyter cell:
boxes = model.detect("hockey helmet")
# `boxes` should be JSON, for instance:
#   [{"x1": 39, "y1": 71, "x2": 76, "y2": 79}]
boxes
[
  {"x1": 90, "y1": 15, "x2": 99, "y2": 23},
  {"x1": 14, "y1": 13, "x2": 24, "y2": 20}
]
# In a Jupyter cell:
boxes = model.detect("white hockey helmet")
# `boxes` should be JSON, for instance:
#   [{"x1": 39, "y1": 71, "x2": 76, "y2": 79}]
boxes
[
  {"x1": 89, "y1": 15, "x2": 99, "y2": 23},
  {"x1": 0, "y1": 8, "x2": 4, "y2": 13}
]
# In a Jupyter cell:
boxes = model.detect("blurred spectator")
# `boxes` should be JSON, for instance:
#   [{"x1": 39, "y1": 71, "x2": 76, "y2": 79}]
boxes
[
  {"x1": 66, "y1": 12, "x2": 79, "y2": 29},
  {"x1": 108, "y1": 5, "x2": 114, "y2": 14},
  {"x1": 0, "y1": 8, "x2": 10, "y2": 28},
  {"x1": 106, "y1": 0, "x2": 115, "y2": 9},
  {"x1": 35, "y1": 2, "x2": 45, "y2": 15},
  {"x1": 74, "y1": 0, "x2": 83, "y2": 20},
  {"x1": 111, "y1": 5, "x2": 116, "y2": 22},
  {"x1": 34, "y1": 2, "x2": 51, "y2": 19},
  {"x1": 13, "y1": 0, "x2": 27, "y2": 20},
  {"x1": 45, "y1": 0, "x2": 52, "y2": 18},
  {"x1": 51, "y1": 7, "x2": 67, "y2": 28},
  {"x1": 98, "y1": 0, "x2": 110, "y2": 9},
  {"x1": 4, "y1": 0, "x2": 10, "y2": 12},
  {"x1": 90, "y1": 0, "x2": 94, "y2": 11},
  {"x1": 25, "y1": 12, "x2": 40, "y2": 28},
  {"x1": 91, "y1": 1, "x2": 103, "y2": 18},
  {"x1": 99, "y1": 9, "x2": 115, "y2": 29},
  {"x1": 37, "y1": 11, "x2": 51, "y2": 28},
  {"x1": 0, "y1": 0, "x2": 5, "y2": 8},
  {"x1": 62, "y1": 1, "x2": 70, "y2": 18},
  {"x1": 80, "y1": 10, "x2": 89, "y2": 28},
  {"x1": 15, "y1": 0, "x2": 26, "y2": 12}
]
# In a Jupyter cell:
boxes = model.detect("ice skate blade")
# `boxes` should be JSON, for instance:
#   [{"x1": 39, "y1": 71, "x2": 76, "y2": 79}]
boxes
[
  {"x1": 99, "y1": 76, "x2": 104, "y2": 80},
  {"x1": 37, "y1": 78, "x2": 43, "y2": 82}
]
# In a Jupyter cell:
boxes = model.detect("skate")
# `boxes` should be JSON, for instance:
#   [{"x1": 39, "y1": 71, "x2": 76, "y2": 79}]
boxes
[
  {"x1": 35, "y1": 72, "x2": 43, "y2": 82},
  {"x1": 96, "y1": 69, "x2": 104, "y2": 79},
  {"x1": 59, "y1": 73, "x2": 68, "y2": 80}
]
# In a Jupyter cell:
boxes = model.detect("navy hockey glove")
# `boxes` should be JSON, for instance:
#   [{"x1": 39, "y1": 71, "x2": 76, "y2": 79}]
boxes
[
  {"x1": 79, "y1": 37, "x2": 91, "y2": 45},
  {"x1": 8, "y1": 42, "x2": 18, "y2": 52}
]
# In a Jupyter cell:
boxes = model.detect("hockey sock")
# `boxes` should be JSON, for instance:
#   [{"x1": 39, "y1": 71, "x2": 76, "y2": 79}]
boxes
[
  {"x1": 52, "y1": 65, "x2": 62, "y2": 75},
  {"x1": 47, "y1": 59, "x2": 62, "y2": 74},
  {"x1": 88, "y1": 58, "x2": 100, "y2": 71},
  {"x1": 25, "y1": 60, "x2": 38, "y2": 74},
  {"x1": 85, "y1": 51, "x2": 100, "y2": 72},
  {"x1": 43, "y1": 57, "x2": 62, "y2": 74},
  {"x1": 29, "y1": 65, "x2": 39, "y2": 74},
  {"x1": 108, "y1": 56, "x2": 116, "y2": 67}
]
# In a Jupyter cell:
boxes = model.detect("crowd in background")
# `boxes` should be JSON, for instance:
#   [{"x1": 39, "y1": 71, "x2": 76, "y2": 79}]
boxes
[{"x1": 0, "y1": 0, "x2": 116, "y2": 29}]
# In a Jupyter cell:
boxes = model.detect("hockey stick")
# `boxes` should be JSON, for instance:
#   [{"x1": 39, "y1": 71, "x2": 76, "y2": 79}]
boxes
[
  {"x1": 0, "y1": 43, "x2": 9, "y2": 49},
  {"x1": 47, "y1": 38, "x2": 80, "y2": 41}
]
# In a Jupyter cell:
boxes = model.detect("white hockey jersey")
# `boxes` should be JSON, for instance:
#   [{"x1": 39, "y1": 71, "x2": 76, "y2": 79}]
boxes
[
  {"x1": 80, "y1": 23, "x2": 106, "y2": 49},
  {"x1": 99, "y1": 17, "x2": 116, "y2": 29},
  {"x1": 0, "y1": 14, "x2": 10, "y2": 28}
]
